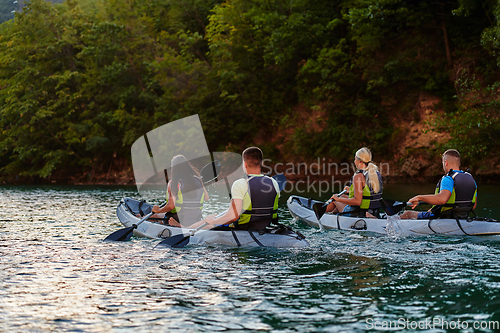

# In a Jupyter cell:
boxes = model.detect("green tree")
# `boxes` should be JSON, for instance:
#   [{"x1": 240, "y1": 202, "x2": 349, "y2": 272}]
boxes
[
  {"x1": 1, "y1": 0, "x2": 499, "y2": 181},
  {"x1": 204, "y1": 0, "x2": 349, "y2": 151},
  {"x1": 430, "y1": 1, "x2": 500, "y2": 163},
  {"x1": 0, "y1": 0, "x2": 90, "y2": 177},
  {"x1": 431, "y1": 71, "x2": 500, "y2": 162},
  {"x1": 296, "y1": 0, "x2": 497, "y2": 159},
  {"x1": 0, "y1": 0, "x2": 226, "y2": 179}
]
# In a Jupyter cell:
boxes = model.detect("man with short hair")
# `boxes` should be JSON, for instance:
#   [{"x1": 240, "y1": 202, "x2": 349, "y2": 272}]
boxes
[
  {"x1": 401, "y1": 149, "x2": 477, "y2": 219},
  {"x1": 202, "y1": 147, "x2": 280, "y2": 231}
]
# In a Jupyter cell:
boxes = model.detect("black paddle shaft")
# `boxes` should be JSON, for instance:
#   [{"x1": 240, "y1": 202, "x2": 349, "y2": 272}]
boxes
[
  {"x1": 104, "y1": 212, "x2": 154, "y2": 242},
  {"x1": 312, "y1": 189, "x2": 347, "y2": 220},
  {"x1": 381, "y1": 199, "x2": 414, "y2": 216},
  {"x1": 200, "y1": 160, "x2": 221, "y2": 185},
  {"x1": 155, "y1": 222, "x2": 210, "y2": 248}
]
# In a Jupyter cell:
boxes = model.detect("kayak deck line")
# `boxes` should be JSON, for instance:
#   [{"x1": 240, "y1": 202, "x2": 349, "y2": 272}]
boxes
[
  {"x1": 115, "y1": 197, "x2": 309, "y2": 248},
  {"x1": 287, "y1": 195, "x2": 500, "y2": 237}
]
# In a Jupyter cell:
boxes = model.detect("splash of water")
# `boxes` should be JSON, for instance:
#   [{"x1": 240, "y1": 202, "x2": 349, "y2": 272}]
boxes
[{"x1": 385, "y1": 215, "x2": 408, "y2": 241}]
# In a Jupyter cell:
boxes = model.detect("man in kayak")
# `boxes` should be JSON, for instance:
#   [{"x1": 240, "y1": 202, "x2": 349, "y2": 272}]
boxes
[
  {"x1": 400, "y1": 149, "x2": 477, "y2": 219},
  {"x1": 200, "y1": 147, "x2": 280, "y2": 232}
]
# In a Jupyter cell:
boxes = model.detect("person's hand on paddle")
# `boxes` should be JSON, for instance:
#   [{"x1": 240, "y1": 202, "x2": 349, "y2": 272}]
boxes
[
  {"x1": 330, "y1": 187, "x2": 349, "y2": 201},
  {"x1": 187, "y1": 214, "x2": 218, "y2": 229},
  {"x1": 408, "y1": 196, "x2": 421, "y2": 209}
]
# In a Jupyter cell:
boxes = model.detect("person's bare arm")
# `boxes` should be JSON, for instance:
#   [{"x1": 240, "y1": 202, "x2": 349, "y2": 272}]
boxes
[
  {"x1": 205, "y1": 199, "x2": 243, "y2": 226},
  {"x1": 153, "y1": 181, "x2": 175, "y2": 213},
  {"x1": 408, "y1": 189, "x2": 452, "y2": 209},
  {"x1": 333, "y1": 173, "x2": 364, "y2": 206}
]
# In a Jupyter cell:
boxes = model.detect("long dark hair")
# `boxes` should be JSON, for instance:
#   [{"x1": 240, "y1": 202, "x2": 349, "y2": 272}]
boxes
[{"x1": 170, "y1": 155, "x2": 202, "y2": 199}]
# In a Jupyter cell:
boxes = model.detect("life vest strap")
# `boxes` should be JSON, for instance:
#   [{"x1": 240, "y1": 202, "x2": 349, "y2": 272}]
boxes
[
  {"x1": 432, "y1": 204, "x2": 474, "y2": 219},
  {"x1": 362, "y1": 195, "x2": 382, "y2": 200},
  {"x1": 242, "y1": 208, "x2": 278, "y2": 216},
  {"x1": 441, "y1": 201, "x2": 474, "y2": 208}
]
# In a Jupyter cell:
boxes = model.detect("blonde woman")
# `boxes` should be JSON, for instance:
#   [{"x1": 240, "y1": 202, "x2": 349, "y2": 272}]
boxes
[{"x1": 326, "y1": 147, "x2": 383, "y2": 218}]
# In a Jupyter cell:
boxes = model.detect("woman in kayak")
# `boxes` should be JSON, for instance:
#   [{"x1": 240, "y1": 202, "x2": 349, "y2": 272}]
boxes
[
  {"x1": 150, "y1": 155, "x2": 209, "y2": 227},
  {"x1": 325, "y1": 147, "x2": 383, "y2": 218}
]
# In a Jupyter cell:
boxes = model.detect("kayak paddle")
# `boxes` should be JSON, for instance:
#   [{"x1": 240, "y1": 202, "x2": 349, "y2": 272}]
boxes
[
  {"x1": 155, "y1": 222, "x2": 209, "y2": 248},
  {"x1": 380, "y1": 199, "x2": 414, "y2": 216},
  {"x1": 104, "y1": 212, "x2": 154, "y2": 242},
  {"x1": 312, "y1": 189, "x2": 348, "y2": 221},
  {"x1": 200, "y1": 160, "x2": 221, "y2": 185}
]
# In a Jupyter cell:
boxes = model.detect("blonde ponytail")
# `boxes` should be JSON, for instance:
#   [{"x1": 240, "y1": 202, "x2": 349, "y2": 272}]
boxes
[
  {"x1": 366, "y1": 162, "x2": 381, "y2": 193},
  {"x1": 355, "y1": 147, "x2": 381, "y2": 194}
]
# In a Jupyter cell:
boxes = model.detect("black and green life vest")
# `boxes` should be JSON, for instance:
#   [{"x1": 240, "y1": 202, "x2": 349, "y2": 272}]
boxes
[
  {"x1": 237, "y1": 175, "x2": 279, "y2": 226},
  {"x1": 348, "y1": 170, "x2": 383, "y2": 210},
  {"x1": 167, "y1": 176, "x2": 205, "y2": 225},
  {"x1": 431, "y1": 170, "x2": 477, "y2": 217}
]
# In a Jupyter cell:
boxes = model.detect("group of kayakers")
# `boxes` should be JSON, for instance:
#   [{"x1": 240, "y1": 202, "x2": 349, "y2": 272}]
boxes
[
  {"x1": 147, "y1": 146, "x2": 478, "y2": 231},
  {"x1": 325, "y1": 147, "x2": 477, "y2": 220},
  {"x1": 149, "y1": 147, "x2": 280, "y2": 232}
]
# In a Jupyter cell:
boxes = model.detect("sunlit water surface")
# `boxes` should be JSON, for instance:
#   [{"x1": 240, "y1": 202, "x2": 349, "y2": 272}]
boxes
[{"x1": 1, "y1": 184, "x2": 500, "y2": 332}]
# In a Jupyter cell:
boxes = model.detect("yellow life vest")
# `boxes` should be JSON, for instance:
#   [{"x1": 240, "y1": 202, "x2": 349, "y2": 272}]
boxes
[{"x1": 348, "y1": 170, "x2": 383, "y2": 210}]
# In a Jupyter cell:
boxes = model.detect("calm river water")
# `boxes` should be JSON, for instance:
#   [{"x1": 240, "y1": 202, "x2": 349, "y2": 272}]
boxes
[{"x1": 1, "y1": 183, "x2": 500, "y2": 332}]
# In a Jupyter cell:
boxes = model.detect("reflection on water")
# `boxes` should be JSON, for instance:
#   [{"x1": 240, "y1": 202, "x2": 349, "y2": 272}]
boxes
[{"x1": 0, "y1": 185, "x2": 499, "y2": 332}]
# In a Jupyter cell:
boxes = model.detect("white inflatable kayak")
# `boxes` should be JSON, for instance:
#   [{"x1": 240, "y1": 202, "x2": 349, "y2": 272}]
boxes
[
  {"x1": 116, "y1": 198, "x2": 309, "y2": 247},
  {"x1": 287, "y1": 195, "x2": 500, "y2": 236}
]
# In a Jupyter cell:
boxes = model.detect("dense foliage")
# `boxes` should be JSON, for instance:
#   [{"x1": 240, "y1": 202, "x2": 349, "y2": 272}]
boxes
[{"x1": 0, "y1": 0, "x2": 499, "y2": 180}]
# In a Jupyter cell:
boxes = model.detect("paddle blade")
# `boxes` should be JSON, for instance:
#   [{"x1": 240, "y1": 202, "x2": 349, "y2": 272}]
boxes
[
  {"x1": 381, "y1": 199, "x2": 406, "y2": 216},
  {"x1": 156, "y1": 234, "x2": 190, "y2": 248},
  {"x1": 312, "y1": 202, "x2": 328, "y2": 220},
  {"x1": 104, "y1": 227, "x2": 135, "y2": 242}
]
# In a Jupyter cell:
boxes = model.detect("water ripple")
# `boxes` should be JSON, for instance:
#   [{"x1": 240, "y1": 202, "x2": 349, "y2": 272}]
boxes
[{"x1": 1, "y1": 185, "x2": 500, "y2": 332}]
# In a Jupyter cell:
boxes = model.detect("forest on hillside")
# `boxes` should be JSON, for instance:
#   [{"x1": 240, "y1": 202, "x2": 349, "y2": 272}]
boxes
[{"x1": 0, "y1": 0, "x2": 499, "y2": 182}]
